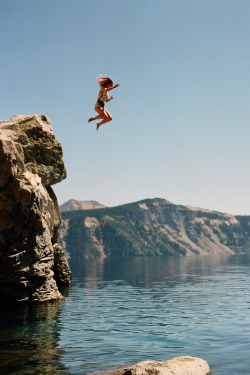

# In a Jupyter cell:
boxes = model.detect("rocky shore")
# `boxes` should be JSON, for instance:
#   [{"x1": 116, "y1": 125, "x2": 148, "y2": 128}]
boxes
[
  {"x1": 0, "y1": 114, "x2": 71, "y2": 304},
  {"x1": 89, "y1": 356, "x2": 212, "y2": 375}
]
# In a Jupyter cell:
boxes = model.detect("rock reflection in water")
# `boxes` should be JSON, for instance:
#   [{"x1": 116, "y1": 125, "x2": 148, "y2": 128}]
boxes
[
  {"x1": 69, "y1": 254, "x2": 235, "y2": 289},
  {"x1": 0, "y1": 303, "x2": 70, "y2": 375}
]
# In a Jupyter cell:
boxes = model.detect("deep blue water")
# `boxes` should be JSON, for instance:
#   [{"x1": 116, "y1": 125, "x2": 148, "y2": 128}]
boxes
[{"x1": 1, "y1": 254, "x2": 250, "y2": 374}]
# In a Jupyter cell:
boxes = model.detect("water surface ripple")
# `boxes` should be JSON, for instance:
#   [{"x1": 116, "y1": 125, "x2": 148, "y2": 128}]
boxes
[
  {"x1": 59, "y1": 255, "x2": 250, "y2": 375},
  {"x1": 1, "y1": 254, "x2": 250, "y2": 375}
]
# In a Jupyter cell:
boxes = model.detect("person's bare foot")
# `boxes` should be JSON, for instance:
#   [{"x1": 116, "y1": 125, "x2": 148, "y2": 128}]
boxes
[{"x1": 96, "y1": 123, "x2": 100, "y2": 131}]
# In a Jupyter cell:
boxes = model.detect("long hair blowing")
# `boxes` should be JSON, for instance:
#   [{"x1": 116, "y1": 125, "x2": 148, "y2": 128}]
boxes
[{"x1": 97, "y1": 75, "x2": 113, "y2": 88}]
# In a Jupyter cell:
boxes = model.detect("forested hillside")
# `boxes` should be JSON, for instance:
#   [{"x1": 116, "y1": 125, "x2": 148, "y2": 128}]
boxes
[{"x1": 60, "y1": 198, "x2": 250, "y2": 258}]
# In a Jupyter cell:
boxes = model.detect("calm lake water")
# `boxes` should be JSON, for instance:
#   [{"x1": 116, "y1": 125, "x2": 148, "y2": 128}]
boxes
[{"x1": 1, "y1": 254, "x2": 250, "y2": 375}]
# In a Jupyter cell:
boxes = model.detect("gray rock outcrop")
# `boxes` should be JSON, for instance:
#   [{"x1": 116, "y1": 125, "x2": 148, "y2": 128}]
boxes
[
  {"x1": 0, "y1": 114, "x2": 71, "y2": 304},
  {"x1": 90, "y1": 356, "x2": 212, "y2": 375}
]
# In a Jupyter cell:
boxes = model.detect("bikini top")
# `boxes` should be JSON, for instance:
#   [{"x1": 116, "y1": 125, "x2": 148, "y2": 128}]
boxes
[{"x1": 98, "y1": 89, "x2": 109, "y2": 103}]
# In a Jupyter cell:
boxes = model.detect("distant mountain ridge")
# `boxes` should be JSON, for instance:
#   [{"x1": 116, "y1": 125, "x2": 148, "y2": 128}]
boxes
[
  {"x1": 60, "y1": 199, "x2": 106, "y2": 212},
  {"x1": 59, "y1": 198, "x2": 250, "y2": 258}
]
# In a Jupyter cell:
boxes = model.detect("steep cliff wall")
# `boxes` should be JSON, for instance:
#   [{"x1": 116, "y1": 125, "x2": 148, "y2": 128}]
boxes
[
  {"x1": 60, "y1": 198, "x2": 250, "y2": 258},
  {"x1": 0, "y1": 114, "x2": 71, "y2": 304}
]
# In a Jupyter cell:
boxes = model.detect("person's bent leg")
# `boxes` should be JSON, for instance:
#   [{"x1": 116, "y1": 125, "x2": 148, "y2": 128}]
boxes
[
  {"x1": 96, "y1": 110, "x2": 112, "y2": 130},
  {"x1": 88, "y1": 105, "x2": 106, "y2": 122}
]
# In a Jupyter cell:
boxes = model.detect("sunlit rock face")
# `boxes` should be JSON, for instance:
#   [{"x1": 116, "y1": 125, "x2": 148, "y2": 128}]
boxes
[
  {"x1": 61, "y1": 197, "x2": 250, "y2": 258},
  {"x1": 90, "y1": 356, "x2": 212, "y2": 375},
  {"x1": 0, "y1": 114, "x2": 71, "y2": 304}
]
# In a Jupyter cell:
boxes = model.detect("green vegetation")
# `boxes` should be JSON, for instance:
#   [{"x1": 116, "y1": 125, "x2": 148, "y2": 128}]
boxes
[{"x1": 61, "y1": 198, "x2": 250, "y2": 258}]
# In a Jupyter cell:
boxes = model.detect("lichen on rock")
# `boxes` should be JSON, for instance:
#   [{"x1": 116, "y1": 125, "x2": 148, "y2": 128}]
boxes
[{"x1": 0, "y1": 114, "x2": 71, "y2": 304}]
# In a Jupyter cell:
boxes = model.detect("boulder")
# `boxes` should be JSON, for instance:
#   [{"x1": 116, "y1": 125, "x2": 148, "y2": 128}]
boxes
[
  {"x1": 90, "y1": 356, "x2": 212, "y2": 375},
  {"x1": 0, "y1": 114, "x2": 71, "y2": 304}
]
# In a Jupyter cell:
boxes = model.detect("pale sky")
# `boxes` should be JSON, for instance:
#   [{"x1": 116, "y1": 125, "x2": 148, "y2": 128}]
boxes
[{"x1": 1, "y1": 0, "x2": 250, "y2": 215}]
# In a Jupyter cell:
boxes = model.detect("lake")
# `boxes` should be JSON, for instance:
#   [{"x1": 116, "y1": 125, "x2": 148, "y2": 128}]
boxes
[{"x1": 1, "y1": 254, "x2": 250, "y2": 374}]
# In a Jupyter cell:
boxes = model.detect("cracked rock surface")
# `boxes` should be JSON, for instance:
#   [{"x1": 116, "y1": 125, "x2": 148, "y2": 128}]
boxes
[
  {"x1": 0, "y1": 114, "x2": 71, "y2": 304},
  {"x1": 90, "y1": 356, "x2": 212, "y2": 375}
]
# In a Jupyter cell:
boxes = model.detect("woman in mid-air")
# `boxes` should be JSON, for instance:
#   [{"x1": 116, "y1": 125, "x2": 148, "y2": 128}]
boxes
[{"x1": 88, "y1": 75, "x2": 120, "y2": 131}]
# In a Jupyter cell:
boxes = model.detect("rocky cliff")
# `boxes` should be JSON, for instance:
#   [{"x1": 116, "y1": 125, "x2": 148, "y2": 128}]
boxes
[
  {"x1": 60, "y1": 198, "x2": 250, "y2": 258},
  {"x1": 0, "y1": 114, "x2": 71, "y2": 304},
  {"x1": 60, "y1": 199, "x2": 105, "y2": 212}
]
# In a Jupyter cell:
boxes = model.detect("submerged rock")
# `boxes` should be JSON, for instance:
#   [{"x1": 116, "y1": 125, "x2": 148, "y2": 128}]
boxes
[
  {"x1": 0, "y1": 114, "x2": 71, "y2": 304},
  {"x1": 90, "y1": 356, "x2": 212, "y2": 375}
]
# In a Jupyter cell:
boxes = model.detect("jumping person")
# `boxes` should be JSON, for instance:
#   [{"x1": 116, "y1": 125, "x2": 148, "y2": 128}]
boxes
[{"x1": 88, "y1": 75, "x2": 120, "y2": 131}]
